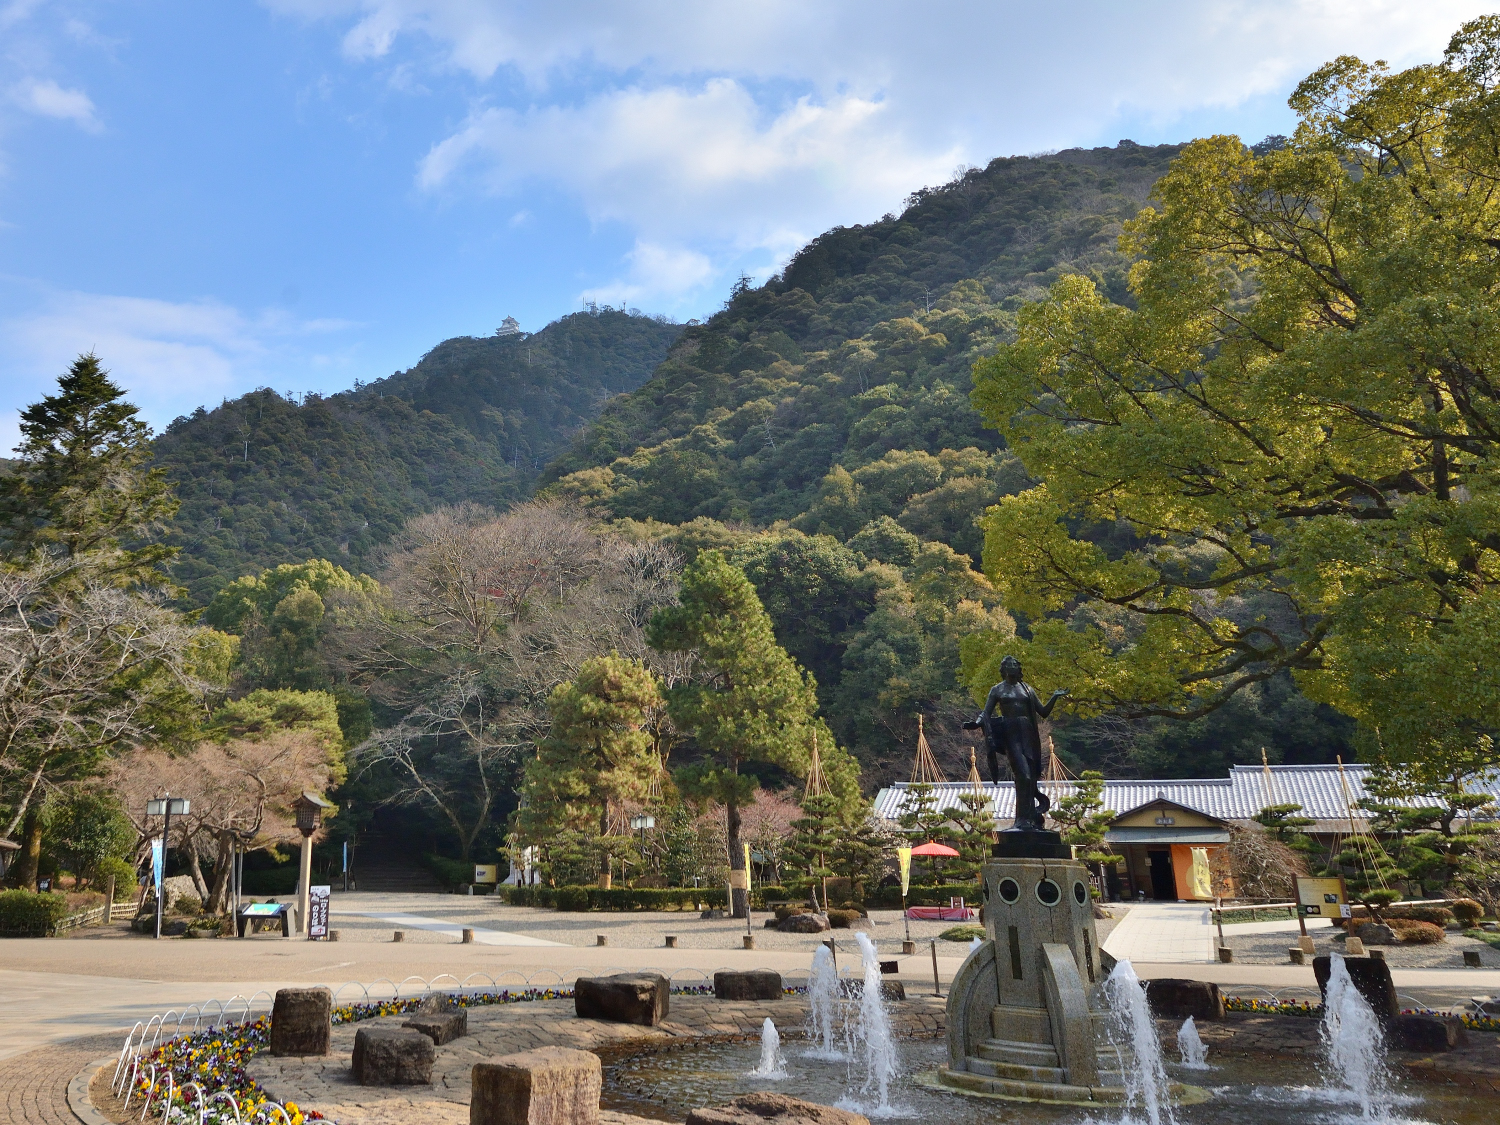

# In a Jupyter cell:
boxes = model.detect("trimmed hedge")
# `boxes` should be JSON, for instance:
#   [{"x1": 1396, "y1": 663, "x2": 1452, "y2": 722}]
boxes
[
  {"x1": 1452, "y1": 899, "x2": 1484, "y2": 927},
  {"x1": 499, "y1": 885, "x2": 728, "y2": 911},
  {"x1": 0, "y1": 889, "x2": 70, "y2": 935},
  {"x1": 94, "y1": 856, "x2": 139, "y2": 901},
  {"x1": 1390, "y1": 919, "x2": 1446, "y2": 944},
  {"x1": 865, "y1": 883, "x2": 982, "y2": 909},
  {"x1": 1337, "y1": 904, "x2": 1456, "y2": 928},
  {"x1": 423, "y1": 854, "x2": 474, "y2": 888}
]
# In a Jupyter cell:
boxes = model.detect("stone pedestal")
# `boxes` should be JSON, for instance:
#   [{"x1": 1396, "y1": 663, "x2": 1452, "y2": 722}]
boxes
[
  {"x1": 574, "y1": 973, "x2": 669, "y2": 1025},
  {"x1": 352, "y1": 1026, "x2": 435, "y2": 1085},
  {"x1": 472, "y1": 1046, "x2": 601, "y2": 1125},
  {"x1": 1314, "y1": 955, "x2": 1398, "y2": 1021},
  {"x1": 714, "y1": 970, "x2": 782, "y2": 1001},
  {"x1": 940, "y1": 838, "x2": 1122, "y2": 1103},
  {"x1": 1144, "y1": 979, "x2": 1223, "y2": 1021},
  {"x1": 270, "y1": 987, "x2": 332, "y2": 1057}
]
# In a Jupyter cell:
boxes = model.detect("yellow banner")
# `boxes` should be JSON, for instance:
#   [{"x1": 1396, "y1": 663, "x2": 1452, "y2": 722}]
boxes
[
  {"x1": 744, "y1": 843, "x2": 753, "y2": 897},
  {"x1": 897, "y1": 847, "x2": 912, "y2": 897}
]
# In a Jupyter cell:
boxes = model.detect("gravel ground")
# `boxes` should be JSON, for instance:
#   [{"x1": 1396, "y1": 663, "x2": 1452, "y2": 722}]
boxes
[
  {"x1": 323, "y1": 895, "x2": 1120, "y2": 955},
  {"x1": 1217, "y1": 925, "x2": 1500, "y2": 968}
]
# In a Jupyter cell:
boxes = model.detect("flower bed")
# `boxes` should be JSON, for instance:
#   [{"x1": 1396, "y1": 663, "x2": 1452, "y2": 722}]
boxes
[
  {"x1": 122, "y1": 982, "x2": 726, "y2": 1124},
  {"x1": 1224, "y1": 995, "x2": 1500, "y2": 1035}
]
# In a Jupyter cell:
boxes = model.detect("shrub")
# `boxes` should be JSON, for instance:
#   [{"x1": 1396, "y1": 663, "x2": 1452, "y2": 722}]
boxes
[
  {"x1": 940, "y1": 923, "x2": 986, "y2": 942},
  {"x1": 0, "y1": 889, "x2": 70, "y2": 934},
  {"x1": 94, "y1": 857, "x2": 139, "y2": 901},
  {"x1": 554, "y1": 886, "x2": 591, "y2": 912},
  {"x1": 1390, "y1": 919, "x2": 1445, "y2": 944},
  {"x1": 173, "y1": 892, "x2": 203, "y2": 914},
  {"x1": 1388, "y1": 905, "x2": 1454, "y2": 926},
  {"x1": 866, "y1": 883, "x2": 980, "y2": 909},
  {"x1": 423, "y1": 854, "x2": 475, "y2": 888},
  {"x1": 826, "y1": 909, "x2": 861, "y2": 928},
  {"x1": 775, "y1": 904, "x2": 812, "y2": 922},
  {"x1": 1451, "y1": 899, "x2": 1484, "y2": 927},
  {"x1": 752, "y1": 885, "x2": 788, "y2": 908}
]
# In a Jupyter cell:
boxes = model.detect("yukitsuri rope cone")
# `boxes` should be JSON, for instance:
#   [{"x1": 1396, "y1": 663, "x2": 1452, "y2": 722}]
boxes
[{"x1": 910, "y1": 714, "x2": 947, "y2": 785}]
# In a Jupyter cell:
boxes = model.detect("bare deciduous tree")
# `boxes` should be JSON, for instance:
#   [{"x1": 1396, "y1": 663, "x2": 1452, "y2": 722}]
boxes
[{"x1": 333, "y1": 500, "x2": 683, "y2": 858}]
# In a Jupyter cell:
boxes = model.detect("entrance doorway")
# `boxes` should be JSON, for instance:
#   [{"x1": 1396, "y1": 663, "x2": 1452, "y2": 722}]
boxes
[{"x1": 1147, "y1": 849, "x2": 1176, "y2": 900}]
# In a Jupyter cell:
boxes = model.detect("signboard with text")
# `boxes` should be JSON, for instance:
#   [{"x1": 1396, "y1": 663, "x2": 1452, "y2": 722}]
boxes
[
  {"x1": 308, "y1": 885, "x2": 331, "y2": 938},
  {"x1": 1295, "y1": 875, "x2": 1351, "y2": 918},
  {"x1": 473, "y1": 864, "x2": 498, "y2": 884}
]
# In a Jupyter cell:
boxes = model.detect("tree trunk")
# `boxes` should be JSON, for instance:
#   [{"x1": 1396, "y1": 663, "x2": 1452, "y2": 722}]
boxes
[
  {"x1": 182, "y1": 841, "x2": 210, "y2": 904},
  {"x1": 727, "y1": 797, "x2": 746, "y2": 919},
  {"x1": 205, "y1": 833, "x2": 233, "y2": 915},
  {"x1": 6, "y1": 807, "x2": 43, "y2": 890}
]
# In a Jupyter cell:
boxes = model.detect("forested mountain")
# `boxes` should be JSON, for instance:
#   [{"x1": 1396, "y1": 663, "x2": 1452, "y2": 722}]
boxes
[
  {"x1": 541, "y1": 140, "x2": 1355, "y2": 781},
  {"x1": 152, "y1": 309, "x2": 681, "y2": 604}
]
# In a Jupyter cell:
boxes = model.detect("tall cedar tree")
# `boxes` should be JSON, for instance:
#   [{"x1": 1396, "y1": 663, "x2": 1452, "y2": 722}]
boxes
[
  {"x1": 516, "y1": 655, "x2": 663, "y2": 883},
  {"x1": 648, "y1": 551, "x2": 856, "y2": 917},
  {"x1": 0, "y1": 354, "x2": 176, "y2": 584}
]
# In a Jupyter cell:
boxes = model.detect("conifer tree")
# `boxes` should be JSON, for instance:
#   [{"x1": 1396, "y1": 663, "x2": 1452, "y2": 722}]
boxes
[
  {"x1": 0, "y1": 354, "x2": 176, "y2": 582},
  {"x1": 898, "y1": 783, "x2": 952, "y2": 884},
  {"x1": 1254, "y1": 803, "x2": 1316, "y2": 855},
  {"x1": 648, "y1": 551, "x2": 858, "y2": 917},
  {"x1": 516, "y1": 655, "x2": 663, "y2": 885}
]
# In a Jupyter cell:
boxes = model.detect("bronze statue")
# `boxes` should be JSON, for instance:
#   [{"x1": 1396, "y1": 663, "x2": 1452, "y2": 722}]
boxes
[{"x1": 964, "y1": 655, "x2": 1068, "y2": 831}]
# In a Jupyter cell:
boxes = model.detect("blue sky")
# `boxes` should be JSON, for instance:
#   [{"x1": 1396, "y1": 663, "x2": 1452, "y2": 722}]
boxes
[{"x1": 1, "y1": 1, "x2": 1492, "y2": 449}]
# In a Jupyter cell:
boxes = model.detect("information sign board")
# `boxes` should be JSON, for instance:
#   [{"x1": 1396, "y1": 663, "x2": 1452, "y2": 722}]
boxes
[
  {"x1": 309, "y1": 885, "x2": 331, "y2": 938},
  {"x1": 1295, "y1": 875, "x2": 1351, "y2": 918}
]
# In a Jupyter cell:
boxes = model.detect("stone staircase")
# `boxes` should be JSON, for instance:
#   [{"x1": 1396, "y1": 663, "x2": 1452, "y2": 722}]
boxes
[{"x1": 351, "y1": 833, "x2": 445, "y2": 894}]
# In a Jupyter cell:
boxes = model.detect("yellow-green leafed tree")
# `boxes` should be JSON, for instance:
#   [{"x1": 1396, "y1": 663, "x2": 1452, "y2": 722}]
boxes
[
  {"x1": 515, "y1": 655, "x2": 664, "y2": 882},
  {"x1": 964, "y1": 17, "x2": 1500, "y2": 768}
]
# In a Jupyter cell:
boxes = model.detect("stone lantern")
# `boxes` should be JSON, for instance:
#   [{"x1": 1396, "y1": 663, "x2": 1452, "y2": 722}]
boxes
[{"x1": 292, "y1": 791, "x2": 334, "y2": 937}]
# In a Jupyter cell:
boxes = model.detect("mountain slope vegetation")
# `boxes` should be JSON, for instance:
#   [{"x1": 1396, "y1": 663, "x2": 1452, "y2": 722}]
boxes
[{"x1": 152, "y1": 309, "x2": 681, "y2": 603}]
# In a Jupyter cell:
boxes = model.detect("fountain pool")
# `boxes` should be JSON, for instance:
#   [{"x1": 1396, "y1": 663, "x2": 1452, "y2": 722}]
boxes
[{"x1": 598, "y1": 1037, "x2": 1497, "y2": 1125}]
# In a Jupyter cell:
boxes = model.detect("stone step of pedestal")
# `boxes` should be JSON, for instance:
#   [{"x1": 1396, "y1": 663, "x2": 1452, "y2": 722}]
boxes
[
  {"x1": 964, "y1": 1055, "x2": 1067, "y2": 1083},
  {"x1": 938, "y1": 1067, "x2": 1128, "y2": 1105},
  {"x1": 975, "y1": 1037, "x2": 1061, "y2": 1068}
]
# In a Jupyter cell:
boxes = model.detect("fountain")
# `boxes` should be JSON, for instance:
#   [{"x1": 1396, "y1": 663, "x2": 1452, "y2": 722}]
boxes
[
  {"x1": 804, "y1": 944, "x2": 844, "y2": 1060},
  {"x1": 1321, "y1": 955, "x2": 1391, "y2": 1120},
  {"x1": 1103, "y1": 959, "x2": 1174, "y2": 1125},
  {"x1": 749, "y1": 1017, "x2": 787, "y2": 1079},
  {"x1": 1177, "y1": 1016, "x2": 1209, "y2": 1070},
  {"x1": 851, "y1": 932, "x2": 898, "y2": 1112}
]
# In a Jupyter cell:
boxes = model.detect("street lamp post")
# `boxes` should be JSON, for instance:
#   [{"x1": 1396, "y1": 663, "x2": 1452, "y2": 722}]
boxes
[
  {"x1": 145, "y1": 796, "x2": 189, "y2": 939},
  {"x1": 629, "y1": 814, "x2": 655, "y2": 880},
  {"x1": 292, "y1": 791, "x2": 334, "y2": 938}
]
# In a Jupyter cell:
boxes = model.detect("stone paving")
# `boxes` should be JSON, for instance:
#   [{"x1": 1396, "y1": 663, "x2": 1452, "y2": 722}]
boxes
[{"x1": 0, "y1": 1033, "x2": 118, "y2": 1125}]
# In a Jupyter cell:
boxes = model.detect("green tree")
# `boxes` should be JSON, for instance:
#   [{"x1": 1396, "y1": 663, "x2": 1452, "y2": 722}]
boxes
[
  {"x1": 785, "y1": 788, "x2": 841, "y2": 908},
  {"x1": 0, "y1": 354, "x2": 176, "y2": 583},
  {"x1": 1050, "y1": 771, "x2": 1122, "y2": 885},
  {"x1": 648, "y1": 551, "x2": 859, "y2": 916},
  {"x1": 950, "y1": 787, "x2": 997, "y2": 882},
  {"x1": 515, "y1": 655, "x2": 664, "y2": 882},
  {"x1": 898, "y1": 783, "x2": 952, "y2": 884},
  {"x1": 963, "y1": 19, "x2": 1500, "y2": 770},
  {"x1": 45, "y1": 787, "x2": 134, "y2": 889},
  {"x1": 1360, "y1": 752, "x2": 1497, "y2": 896},
  {"x1": 1254, "y1": 804, "x2": 1316, "y2": 856}
]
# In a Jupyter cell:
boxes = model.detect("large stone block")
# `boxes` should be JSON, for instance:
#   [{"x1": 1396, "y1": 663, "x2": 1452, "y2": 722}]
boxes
[
  {"x1": 686, "y1": 1093, "x2": 869, "y2": 1125},
  {"x1": 1390, "y1": 1014, "x2": 1468, "y2": 1052},
  {"x1": 270, "y1": 987, "x2": 332, "y2": 1057},
  {"x1": 471, "y1": 1046, "x2": 601, "y2": 1125},
  {"x1": 1142, "y1": 979, "x2": 1224, "y2": 1021},
  {"x1": 574, "y1": 973, "x2": 669, "y2": 1025},
  {"x1": 714, "y1": 971, "x2": 783, "y2": 1001},
  {"x1": 352, "y1": 1026, "x2": 435, "y2": 1086},
  {"x1": 1351, "y1": 922, "x2": 1397, "y2": 946},
  {"x1": 403, "y1": 1010, "x2": 468, "y2": 1044},
  {"x1": 1313, "y1": 956, "x2": 1399, "y2": 1022}
]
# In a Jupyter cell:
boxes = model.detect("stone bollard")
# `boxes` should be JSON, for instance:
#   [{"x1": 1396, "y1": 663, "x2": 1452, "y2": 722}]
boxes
[
  {"x1": 743, "y1": 935, "x2": 755, "y2": 950},
  {"x1": 394, "y1": 930, "x2": 405, "y2": 943},
  {"x1": 463, "y1": 928, "x2": 475, "y2": 944},
  {"x1": 1464, "y1": 949, "x2": 1483, "y2": 967},
  {"x1": 1288, "y1": 947, "x2": 1306, "y2": 965},
  {"x1": 472, "y1": 1046, "x2": 601, "y2": 1125},
  {"x1": 1217, "y1": 947, "x2": 1234, "y2": 963},
  {"x1": 352, "y1": 1026, "x2": 435, "y2": 1085},
  {"x1": 1345, "y1": 936, "x2": 1366, "y2": 955},
  {"x1": 1370, "y1": 949, "x2": 1386, "y2": 962},
  {"x1": 665, "y1": 935, "x2": 677, "y2": 948},
  {"x1": 901, "y1": 940, "x2": 916, "y2": 955},
  {"x1": 596, "y1": 934, "x2": 607, "y2": 946},
  {"x1": 329, "y1": 930, "x2": 341, "y2": 941},
  {"x1": 1297, "y1": 935, "x2": 1316, "y2": 955},
  {"x1": 270, "y1": 987, "x2": 332, "y2": 1056}
]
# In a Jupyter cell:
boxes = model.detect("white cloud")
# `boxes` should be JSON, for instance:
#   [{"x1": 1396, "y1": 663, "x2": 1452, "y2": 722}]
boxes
[
  {"x1": 581, "y1": 240, "x2": 714, "y2": 307},
  {"x1": 12, "y1": 77, "x2": 100, "y2": 130},
  {"x1": 0, "y1": 285, "x2": 358, "y2": 451}
]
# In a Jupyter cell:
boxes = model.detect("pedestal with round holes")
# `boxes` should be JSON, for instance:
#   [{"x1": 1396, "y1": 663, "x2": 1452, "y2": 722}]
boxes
[{"x1": 939, "y1": 845, "x2": 1124, "y2": 1103}]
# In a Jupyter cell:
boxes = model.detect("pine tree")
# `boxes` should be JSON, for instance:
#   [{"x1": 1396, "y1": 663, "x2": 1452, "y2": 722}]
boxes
[
  {"x1": 0, "y1": 354, "x2": 176, "y2": 582},
  {"x1": 831, "y1": 816, "x2": 888, "y2": 903},
  {"x1": 899, "y1": 782, "x2": 952, "y2": 884},
  {"x1": 1254, "y1": 803, "x2": 1316, "y2": 855},
  {"x1": 786, "y1": 788, "x2": 840, "y2": 908},
  {"x1": 648, "y1": 551, "x2": 859, "y2": 917},
  {"x1": 951, "y1": 789, "x2": 996, "y2": 882},
  {"x1": 516, "y1": 655, "x2": 663, "y2": 885},
  {"x1": 1051, "y1": 771, "x2": 1121, "y2": 868}
]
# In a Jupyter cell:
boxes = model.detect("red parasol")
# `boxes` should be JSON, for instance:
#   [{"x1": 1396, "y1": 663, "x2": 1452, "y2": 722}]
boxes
[{"x1": 909, "y1": 839, "x2": 960, "y2": 857}]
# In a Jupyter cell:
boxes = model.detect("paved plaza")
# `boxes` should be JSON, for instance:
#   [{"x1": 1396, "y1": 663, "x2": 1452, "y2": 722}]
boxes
[{"x1": 2, "y1": 891, "x2": 1499, "y2": 1125}]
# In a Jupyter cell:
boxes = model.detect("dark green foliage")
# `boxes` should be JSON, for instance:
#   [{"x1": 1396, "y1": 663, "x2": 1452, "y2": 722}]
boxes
[
  {"x1": 152, "y1": 311, "x2": 681, "y2": 604},
  {"x1": 0, "y1": 889, "x2": 70, "y2": 934},
  {"x1": 43, "y1": 787, "x2": 134, "y2": 887},
  {"x1": 499, "y1": 884, "x2": 727, "y2": 910}
]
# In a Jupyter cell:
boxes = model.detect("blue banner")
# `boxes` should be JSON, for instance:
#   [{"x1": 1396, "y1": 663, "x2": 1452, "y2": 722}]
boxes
[{"x1": 151, "y1": 838, "x2": 163, "y2": 890}]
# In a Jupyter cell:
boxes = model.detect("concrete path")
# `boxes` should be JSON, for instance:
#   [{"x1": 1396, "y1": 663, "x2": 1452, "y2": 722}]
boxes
[
  {"x1": 337, "y1": 910, "x2": 569, "y2": 946},
  {"x1": 1220, "y1": 915, "x2": 1335, "y2": 936},
  {"x1": 1103, "y1": 902, "x2": 1216, "y2": 963}
]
